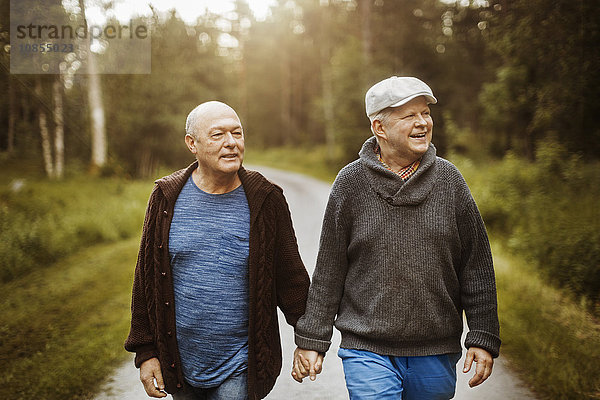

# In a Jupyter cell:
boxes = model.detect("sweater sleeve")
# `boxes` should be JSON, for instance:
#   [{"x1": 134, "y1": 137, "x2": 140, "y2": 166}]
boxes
[
  {"x1": 271, "y1": 189, "x2": 311, "y2": 327},
  {"x1": 294, "y1": 177, "x2": 350, "y2": 353},
  {"x1": 124, "y1": 186, "x2": 159, "y2": 368},
  {"x1": 456, "y1": 181, "x2": 501, "y2": 358}
]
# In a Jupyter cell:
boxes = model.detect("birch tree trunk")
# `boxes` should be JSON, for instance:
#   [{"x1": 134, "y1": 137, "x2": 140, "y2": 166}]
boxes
[
  {"x1": 87, "y1": 52, "x2": 106, "y2": 169},
  {"x1": 35, "y1": 76, "x2": 55, "y2": 178},
  {"x1": 78, "y1": 0, "x2": 106, "y2": 172},
  {"x1": 53, "y1": 77, "x2": 64, "y2": 178}
]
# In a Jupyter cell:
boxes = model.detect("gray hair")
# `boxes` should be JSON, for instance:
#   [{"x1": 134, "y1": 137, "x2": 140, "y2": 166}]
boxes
[
  {"x1": 185, "y1": 105, "x2": 203, "y2": 138},
  {"x1": 369, "y1": 107, "x2": 395, "y2": 135}
]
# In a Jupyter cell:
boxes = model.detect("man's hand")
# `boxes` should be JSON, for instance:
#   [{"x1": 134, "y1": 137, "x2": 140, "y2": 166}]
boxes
[
  {"x1": 463, "y1": 347, "x2": 494, "y2": 388},
  {"x1": 292, "y1": 347, "x2": 324, "y2": 383},
  {"x1": 140, "y1": 357, "x2": 167, "y2": 398}
]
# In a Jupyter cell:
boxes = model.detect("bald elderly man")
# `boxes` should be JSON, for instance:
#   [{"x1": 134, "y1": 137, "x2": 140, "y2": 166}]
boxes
[{"x1": 125, "y1": 101, "x2": 310, "y2": 400}]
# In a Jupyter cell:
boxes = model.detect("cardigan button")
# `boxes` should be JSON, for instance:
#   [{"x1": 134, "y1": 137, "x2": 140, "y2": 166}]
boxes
[
  {"x1": 158, "y1": 243, "x2": 163, "y2": 249},
  {"x1": 177, "y1": 383, "x2": 182, "y2": 388},
  {"x1": 165, "y1": 301, "x2": 170, "y2": 307},
  {"x1": 167, "y1": 330, "x2": 172, "y2": 337},
  {"x1": 170, "y1": 363, "x2": 176, "y2": 369},
  {"x1": 161, "y1": 271, "x2": 167, "y2": 277},
  {"x1": 163, "y1": 210, "x2": 168, "y2": 215}
]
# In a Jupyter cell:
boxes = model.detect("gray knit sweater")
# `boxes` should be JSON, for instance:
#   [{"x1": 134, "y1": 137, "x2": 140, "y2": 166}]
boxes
[{"x1": 295, "y1": 136, "x2": 501, "y2": 358}]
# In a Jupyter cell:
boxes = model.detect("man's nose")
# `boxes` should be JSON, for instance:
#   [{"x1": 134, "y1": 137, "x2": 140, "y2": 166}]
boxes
[
  {"x1": 224, "y1": 132, "x2": 236, "y2": 146},
  {"x1": 415, "y1": 113, "x2": 427, "y2": 126}
]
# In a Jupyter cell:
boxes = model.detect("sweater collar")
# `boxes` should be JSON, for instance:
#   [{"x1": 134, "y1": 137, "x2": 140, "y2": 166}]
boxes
[
  {"x1": 359, "y1": 136, "x2": 437, "y2": 206},
  {"x1": 155, "y1": 161, "x2": 197, "y2": 203},
  {"x1": 237, "y1": 166, "x2": 276, "y2": 225},
  {"x1": 155, "y1": 161, "x2": 275, "y2": 224}
]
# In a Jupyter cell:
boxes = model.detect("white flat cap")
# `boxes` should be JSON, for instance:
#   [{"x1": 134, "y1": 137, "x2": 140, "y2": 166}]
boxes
[{"x1": 365, "y1": 76, "x2": 437, "y2": 117}]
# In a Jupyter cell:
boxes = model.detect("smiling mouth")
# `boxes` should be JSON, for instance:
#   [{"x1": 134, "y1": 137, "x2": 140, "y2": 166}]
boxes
[
  {"x1": 221, "y1": 154, "x2": 238, "y2": 159},
  {"x1": 410, "y1": 132, "x2": 427, "y2": 138}
]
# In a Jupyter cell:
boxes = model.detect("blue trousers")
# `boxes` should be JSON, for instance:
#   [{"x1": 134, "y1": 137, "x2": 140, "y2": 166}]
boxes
[
  {"x1": 338, "y1": 348, "x2": 461, "y2": 400},
  {"x1": 172, "y1": 371, "x2": 248, "y2": 400}
]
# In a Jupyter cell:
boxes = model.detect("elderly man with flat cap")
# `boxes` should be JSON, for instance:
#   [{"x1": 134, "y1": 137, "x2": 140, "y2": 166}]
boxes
[
  {"x1": 292, "y1": 77, "x2": 500, "y2": 399},
  {"x1": 125, "y1": 101, "x2": 310, "y2": 400}
]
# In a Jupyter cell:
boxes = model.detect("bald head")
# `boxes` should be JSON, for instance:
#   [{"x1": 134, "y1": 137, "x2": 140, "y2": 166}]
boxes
[{"x1": 185, "y1": 101, "x2": 241, "y2": 139}]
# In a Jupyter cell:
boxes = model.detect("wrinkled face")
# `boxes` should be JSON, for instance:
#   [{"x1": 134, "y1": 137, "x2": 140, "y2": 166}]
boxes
[
  {"x1": 376, "y1": 96, "x2": 433, "y2": 165},
  {"x1": 186, "y1": 107, "x2": 244, "y2": 176}
]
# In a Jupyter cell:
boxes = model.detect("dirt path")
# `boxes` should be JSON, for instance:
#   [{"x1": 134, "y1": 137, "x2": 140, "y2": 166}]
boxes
[{"x1": 96, "y1": 166, "x2": 536, "y2": 400}]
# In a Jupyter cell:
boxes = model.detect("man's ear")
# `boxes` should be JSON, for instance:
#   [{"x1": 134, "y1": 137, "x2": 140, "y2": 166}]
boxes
[
  {"x1": 372, "y1": 120, "x2": 386, "y2": 140},
  {"x1": 185, "y1": 134, "x2": 197, "y2": 154}
]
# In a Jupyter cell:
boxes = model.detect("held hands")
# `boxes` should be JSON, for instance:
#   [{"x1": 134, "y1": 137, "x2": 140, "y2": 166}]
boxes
[
  {"x1": 292, "y1": 347, "x2": 324, "y2": 383},
  {"x1": 463, "y1": 347, "x2": 494, "y2": 388},
  {"x1": 140, "y1": 357, "x2": 168, "y2": 398}
]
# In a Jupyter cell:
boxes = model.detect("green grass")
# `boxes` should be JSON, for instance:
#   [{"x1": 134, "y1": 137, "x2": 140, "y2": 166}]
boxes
[
  {"x1": 0, "y1": 238, "x2": 139, "y2": 399},
  {"x1": 494, "y1": 243, "x2": 600, "y2": 399},
  {"x1": 0, "y1": 164, "x2": 153, "y2": 282}
]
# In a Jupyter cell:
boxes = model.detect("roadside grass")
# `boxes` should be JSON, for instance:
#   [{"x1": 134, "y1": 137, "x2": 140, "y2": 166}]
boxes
[
  {"x1": 493, "y1": 243, "x2": 600, "y2": 400},
  {"x1": 452, "y1": 150, "x2": 600, "y2": 399},
  {"x1": 0, "y1": 161, "x2": 153, "y2": 282},
  {"x1": 0, "y1": 238, "x2": 139, "y2": 400}
]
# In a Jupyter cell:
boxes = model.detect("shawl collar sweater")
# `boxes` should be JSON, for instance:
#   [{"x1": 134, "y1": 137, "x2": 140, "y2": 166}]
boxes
[
  {"x1": 125, "y1": 162, "x2": 310, "y2": 399},
  {"x1": 295, "y1": 136, "x2": 500, "y2": 358}
]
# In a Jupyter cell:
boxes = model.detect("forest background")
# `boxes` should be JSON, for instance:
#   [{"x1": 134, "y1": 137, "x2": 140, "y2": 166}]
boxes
[{"x1": 0, "y1": 0, "x2": 599, "y2": 399}]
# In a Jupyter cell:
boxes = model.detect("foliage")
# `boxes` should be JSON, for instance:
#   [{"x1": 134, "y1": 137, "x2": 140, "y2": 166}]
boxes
[
  {"x1": 329, "y1": 36, "x2": 371, "y2": 165},
  {"x1": 481, "y1": 0, "x2": 600, "y2": 159},
  {"x1": 454, "y1": 141, "x2": 600, "y2": 308},
  {"x1": 2, "y1": 0, "x2": 598, "y2": 170},
  {"x1": 101, "y1": 12, "x2": 228, "y2": 177}
]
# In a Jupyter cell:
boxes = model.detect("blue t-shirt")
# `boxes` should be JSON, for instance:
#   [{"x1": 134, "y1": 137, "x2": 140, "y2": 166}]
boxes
[{"x1": 169, "y1": 176, "x2": 250, "y2": 388}]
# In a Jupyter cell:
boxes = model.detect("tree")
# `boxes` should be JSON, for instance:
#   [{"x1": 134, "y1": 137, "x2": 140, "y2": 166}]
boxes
[
  {"x1": 35, "y1": 76, "x2": 55, "y2": 177},
  {"x1": 32, "y1": 75, "x2": 65, "y2": 178},
  {"x1": 243, "y1": 0, "x2": 322, "y2": 148},
  {"x1": 52, "y1": 76, "x2": 64, "y2": 177},
  {"x1": 101, "y1": 10, "x2": 229, "y2": 177},
  {"x1": 481, "y1": 0, "x2": 600, "y2": 158},
  {"x1": 77, "y1": 0, "x2": 107, "y2": 172},
  {"x1": 6, "y1": 0, "x2": 68, "y2": 177}
]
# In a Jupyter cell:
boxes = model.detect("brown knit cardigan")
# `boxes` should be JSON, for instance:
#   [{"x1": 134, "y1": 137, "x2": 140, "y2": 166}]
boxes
[{"x1": 124, "y1": 162, "x2": 310, "y2": 399}]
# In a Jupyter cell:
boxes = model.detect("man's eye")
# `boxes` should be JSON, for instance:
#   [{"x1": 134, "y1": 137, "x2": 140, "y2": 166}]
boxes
[{"x1": 233, "y1": 131, "x2": 242, "y2": 136}]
